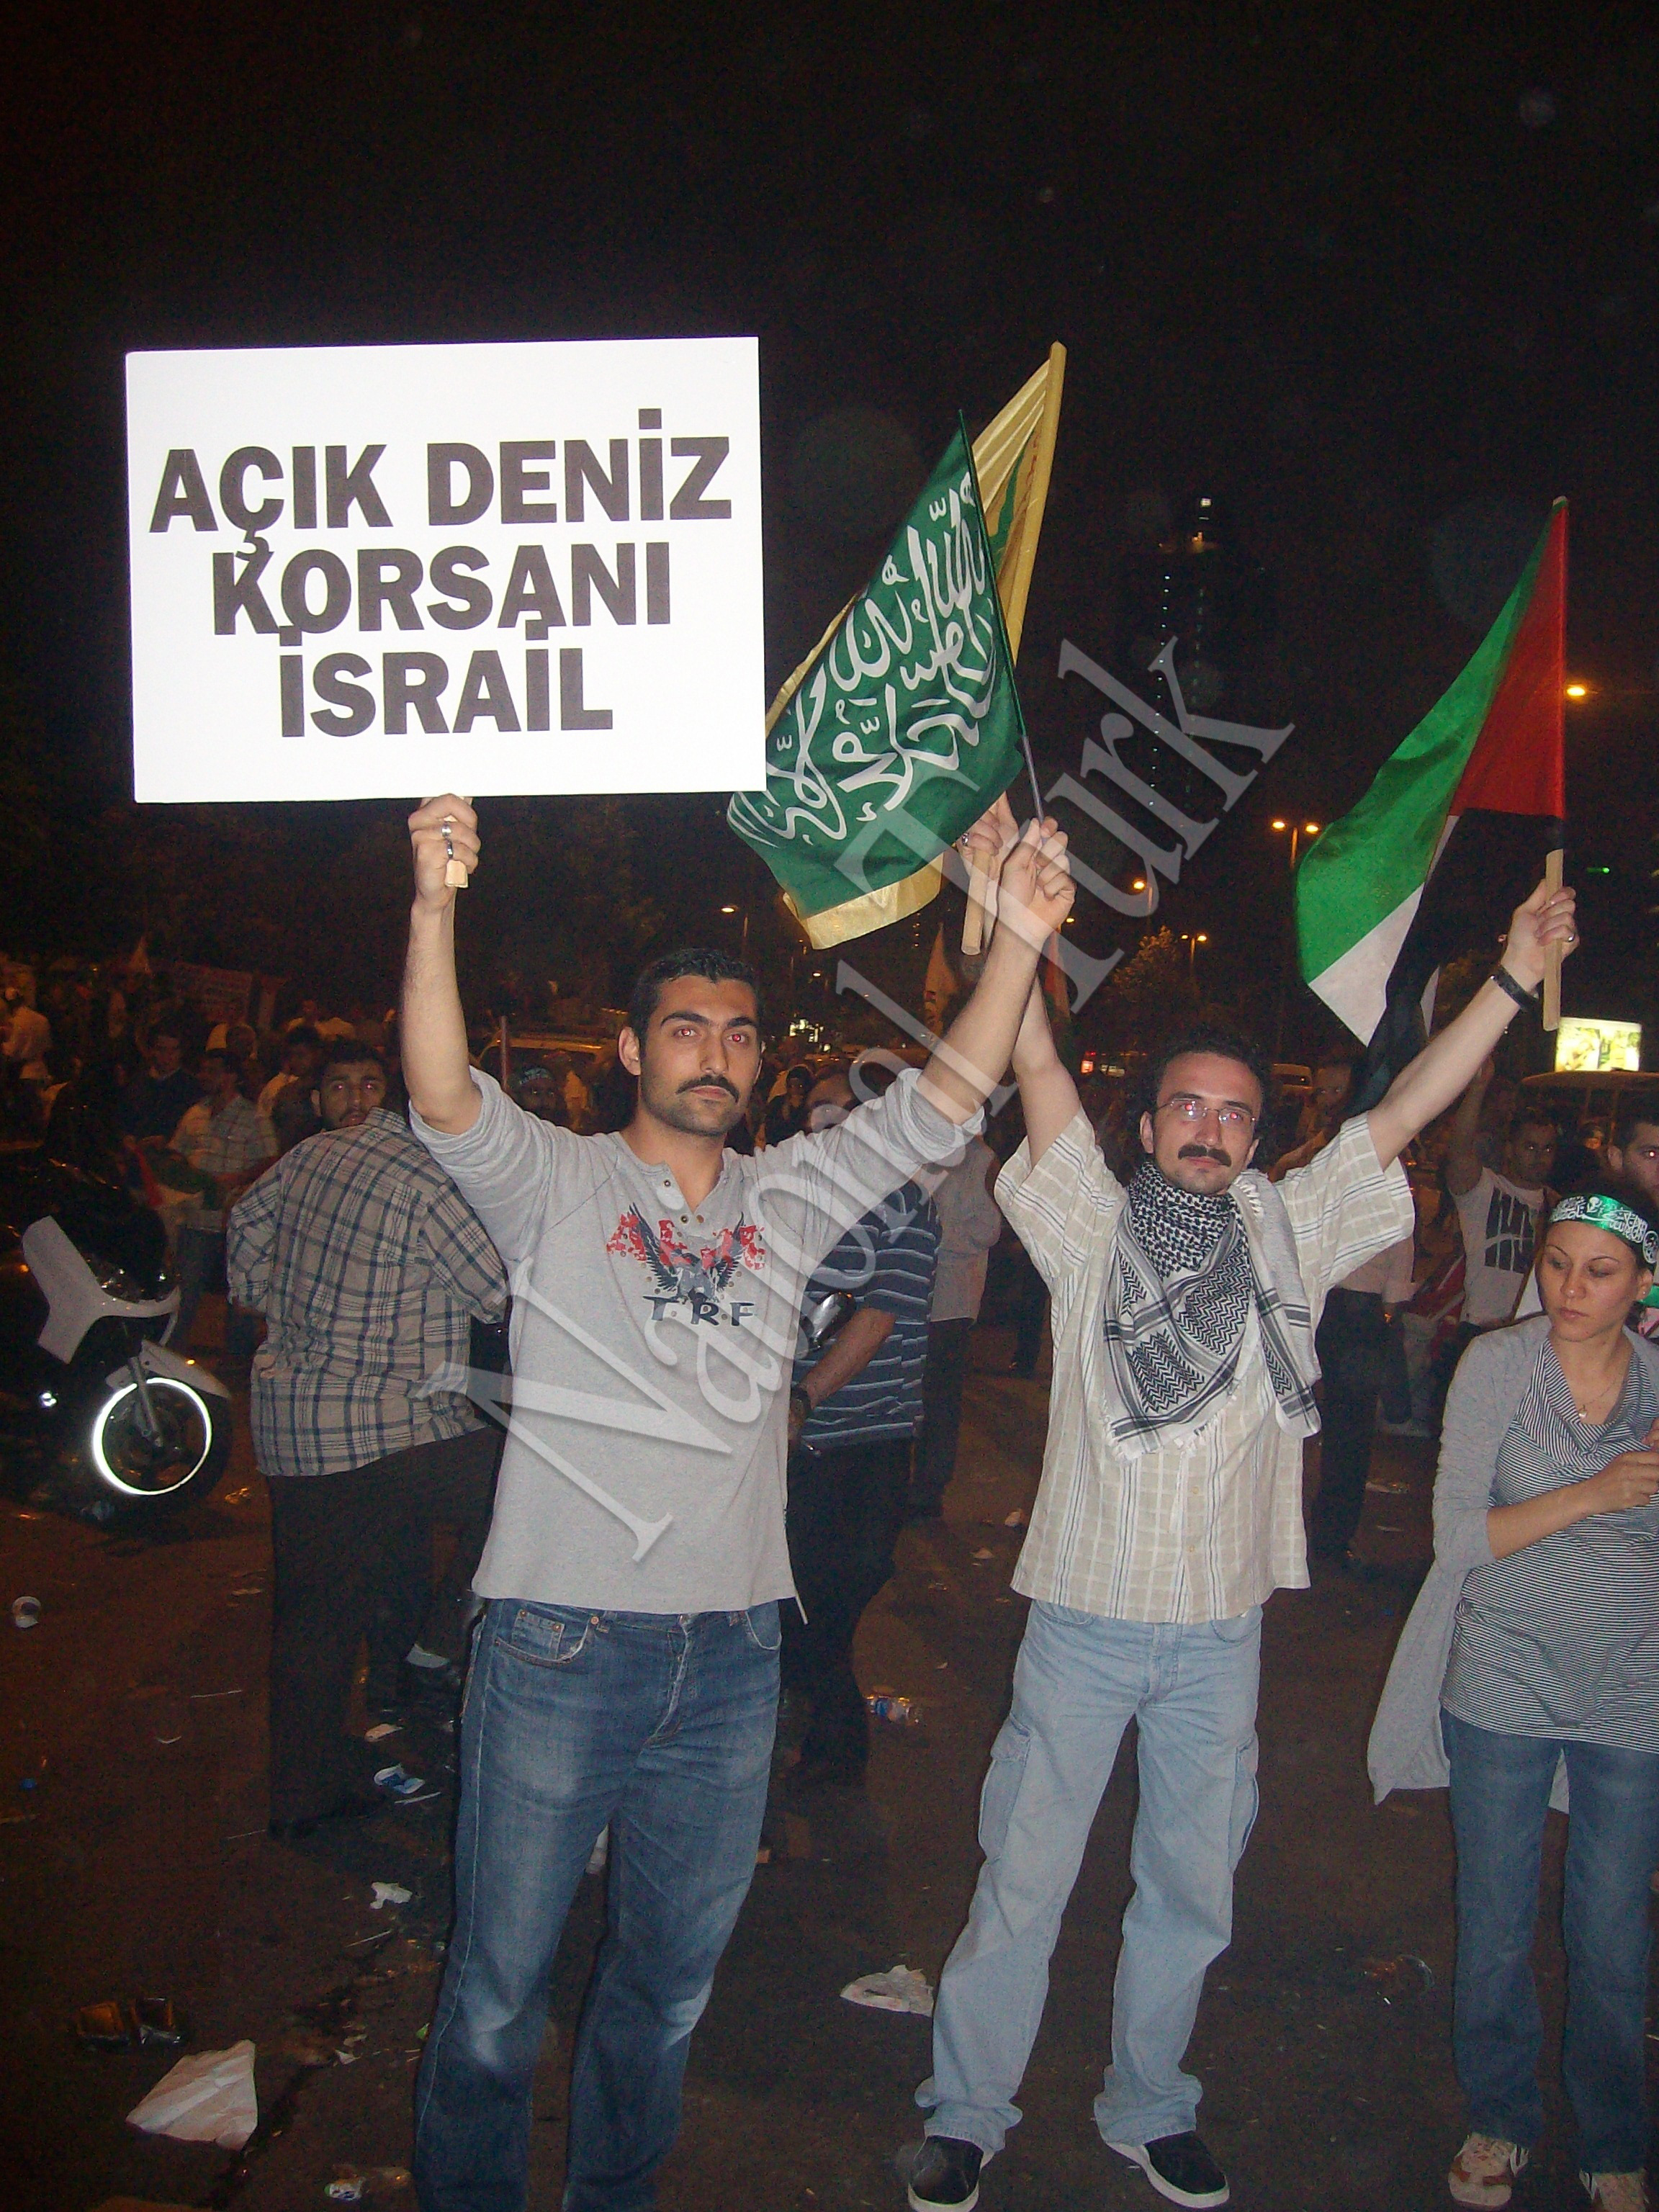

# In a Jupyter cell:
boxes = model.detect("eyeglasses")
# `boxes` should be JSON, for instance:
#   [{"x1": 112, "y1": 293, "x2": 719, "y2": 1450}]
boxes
[{"x1": 1157, "y1": 1094, "x2": 1256, "y2": 1134}]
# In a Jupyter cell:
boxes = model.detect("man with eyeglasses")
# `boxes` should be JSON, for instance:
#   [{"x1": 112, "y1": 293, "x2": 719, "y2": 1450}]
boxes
[{"x1": 902, "y1": 794, "x2": 1581, "y2": 2212}]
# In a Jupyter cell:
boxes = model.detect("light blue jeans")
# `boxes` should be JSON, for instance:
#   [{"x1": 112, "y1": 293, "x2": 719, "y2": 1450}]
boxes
[{"x1": 919, "y1": 1599, "x2": 1262, "y2": 2156}]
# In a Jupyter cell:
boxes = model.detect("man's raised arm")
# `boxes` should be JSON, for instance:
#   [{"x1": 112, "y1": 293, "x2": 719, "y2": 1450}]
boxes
[
  {"x1": 402, "y1": 793, "x2": 483, "y2": 1136},
  {"x1": 1366, "y1": 877, "x2": 1578, "y2": 1173},
  {"x1": 917, "y1": 811, "x2": 1075, "y2": 1133}
]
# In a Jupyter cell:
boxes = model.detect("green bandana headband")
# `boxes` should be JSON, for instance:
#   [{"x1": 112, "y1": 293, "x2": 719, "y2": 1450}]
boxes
[{"x1": 1548, "y1": 1193, "x2": 1659, "y2": 1268}]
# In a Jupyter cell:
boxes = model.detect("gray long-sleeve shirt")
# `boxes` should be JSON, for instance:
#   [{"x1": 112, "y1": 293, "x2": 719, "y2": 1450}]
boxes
[
  {"x1": 411, "y1": 1067, "x2": 976, "y2": 1612},
  {"x1": 1369, "y1": 1314, "x2": 1659, "y2": 1798}
]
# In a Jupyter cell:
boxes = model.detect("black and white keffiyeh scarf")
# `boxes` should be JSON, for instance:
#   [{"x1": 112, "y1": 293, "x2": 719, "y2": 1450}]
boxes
[{"x1": 1102, "y1": 1159, "x2": 1321, "y2": 1451}]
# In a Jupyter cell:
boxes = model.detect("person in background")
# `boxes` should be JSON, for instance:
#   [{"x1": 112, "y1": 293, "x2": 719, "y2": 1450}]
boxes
[
  {"x1": 305, "y1": 1043, "x2": 501, "y2": 1711},
  {"x1": 258, "y1": 1022, "x2": 324, "y2": 1122},
  {"x1": 1513, "y1": 1093, "x2": 1659, "y2": 1342},
  {"x1": 3, "y1": 987, "x2": 53, "y2": 1089},
  {"x1": 120, "y1": 1022, "x2": 198, "y2": 1142},
  {"x1": 1553, "y1": 1115, "x2": 1606, "y2": 1195},
  {"x1": 1271, "y1": 1048, "x2": 1358, "y2": 1182},
  {"x1": 912, "y1": 1126, "x2": 1002, "y2": 1523},
  {"x1": 171, "y1": 1048, "x2": 276, "y2": 1356},
  {"x1": 546, "y1": 1048, "x2": 590, "y2": 1130},
  {"x1": 1474, "y1": 1071, "x2": 1521, "y2": 1172},
  {"x1": 206, "y1": 1018, "x2": 262, "y2": 1094},
  {"x1": 765, "y1": 1061, "x2": 814, "y2": 1146},
  {"x1": 512, "y1": 1061, "x2": 570, "y2": 1125},
  {"x1": 1608, "y1": 1098, "x2": 1659, "y2": 1339},
  {"x1": 578, "y1": 1048, "x2": 634, "y2": 1136},
  {"x1": 1606, "y1": 1096, "x2": 1659, "y2": 1207},
  {"x1": 1370, "y1": 1184, "x2": 1659, "y2": 2212},
  {"x1": 1448, "y1": 1062, "x2": 1557, "y2": 1334},
  {"x1": 228, "y1": 1041, "x2": 508, "y2": 1840},
  {"x1": 1308, "y1": 1226, "x2": 1416, "y2": 1570},
  {"x1": 783, "y1": 1066, "x2": 940, "y2": 1788}
]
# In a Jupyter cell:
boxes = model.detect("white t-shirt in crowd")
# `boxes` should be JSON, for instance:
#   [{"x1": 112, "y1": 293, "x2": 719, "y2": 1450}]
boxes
[{"x1": 1454, "y1": 1166, "x2": 1547, "y2": 1326}]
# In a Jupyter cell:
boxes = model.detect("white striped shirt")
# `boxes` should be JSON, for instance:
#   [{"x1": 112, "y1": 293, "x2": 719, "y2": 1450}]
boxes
[
  {"x1": 1000, "y1": 1112, "x2": 1413, "y2": 1623},
  {"x1": 1442, "y1": 1331, "x2": 1659, "y2": 1750}
]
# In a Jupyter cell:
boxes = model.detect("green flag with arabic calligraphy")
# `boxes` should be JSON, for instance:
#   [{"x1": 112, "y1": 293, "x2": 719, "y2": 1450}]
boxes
[{"x1": 727, "y1": 421, "x2": 1028, "y2": 943}]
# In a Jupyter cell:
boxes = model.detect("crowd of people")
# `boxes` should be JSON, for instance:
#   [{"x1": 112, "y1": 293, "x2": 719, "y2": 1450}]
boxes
[{"x1": 7, "y1": 801, "x2": 1659, "y2": 2212}]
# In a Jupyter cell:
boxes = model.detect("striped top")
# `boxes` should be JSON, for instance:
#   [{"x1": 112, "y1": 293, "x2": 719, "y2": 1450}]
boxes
[
  {"x1": 1442, "y1": 1329, "x2": 1659, "y2": 1751},
  {"x1": 793, "y1": 1182, "x2": 940, "y2": 1446}
]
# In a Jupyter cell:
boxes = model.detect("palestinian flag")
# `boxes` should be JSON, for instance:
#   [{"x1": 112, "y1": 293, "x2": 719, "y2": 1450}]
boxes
[
  {"x1": 728, "y1": 347, "x2": 1064, "y2": 949},
  {"x1": 1296, "y1": 500, "x2": 1565, "y2": 1102}
]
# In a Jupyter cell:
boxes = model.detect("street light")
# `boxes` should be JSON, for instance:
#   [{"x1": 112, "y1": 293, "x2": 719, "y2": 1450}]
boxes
[
  {"x1": 1270, "y1": 819, "x2": 1321, "y2": 870},
  {"x1": 1179, "y1": 930, "x2": 1208, "y2": 981},
  {"x1": 1565, "y1": 682, "x2": 1588, "y2": 699},
  {"x1": 718, "y1": 903, "x2": 750, "y2": 959}
]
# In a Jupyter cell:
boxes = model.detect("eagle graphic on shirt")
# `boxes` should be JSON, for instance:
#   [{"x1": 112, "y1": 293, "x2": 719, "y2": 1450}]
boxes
[{"x1": 605, "y1": 1206, "x2": 765, "y2": 1326}]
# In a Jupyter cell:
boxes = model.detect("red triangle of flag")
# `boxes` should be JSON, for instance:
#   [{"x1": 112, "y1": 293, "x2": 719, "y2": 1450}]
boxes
[{"x1": 1449, "y1": 502, "x2": 1567, "y2": 821}]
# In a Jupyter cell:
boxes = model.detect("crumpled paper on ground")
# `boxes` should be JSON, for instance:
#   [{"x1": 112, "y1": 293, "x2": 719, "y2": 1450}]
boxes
[
  {"x1": 841, "y1": 1964, "x2": 934, "y2": 2017},
  {"x1": 127, "y1": 2038, "x2": 258, "y2": 2149}
]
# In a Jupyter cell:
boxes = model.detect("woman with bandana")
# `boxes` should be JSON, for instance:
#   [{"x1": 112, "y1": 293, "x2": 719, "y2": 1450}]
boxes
[{"x1": 1371, "y1": 1185, "x2": 1659, "y2": 2212}]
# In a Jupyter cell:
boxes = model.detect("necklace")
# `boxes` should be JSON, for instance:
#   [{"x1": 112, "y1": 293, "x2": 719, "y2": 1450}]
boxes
[{"x1": 1568, "y1": 1357, "x2": 1627, "y2": 1424}]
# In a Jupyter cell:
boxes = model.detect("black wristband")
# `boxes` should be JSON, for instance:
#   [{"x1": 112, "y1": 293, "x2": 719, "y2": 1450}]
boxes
[
  {"x1": 789, "y1": 1385, "x2": 813, "y2": 1423},
  {"x1": 1490, "y1": 964, "x2": 1540, "y2": 1011}
]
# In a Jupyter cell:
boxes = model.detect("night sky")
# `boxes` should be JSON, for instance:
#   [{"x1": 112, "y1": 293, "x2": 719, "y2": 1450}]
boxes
[{"x1": 4, "y1": 1, "x2": 1655, "y2": 1051}]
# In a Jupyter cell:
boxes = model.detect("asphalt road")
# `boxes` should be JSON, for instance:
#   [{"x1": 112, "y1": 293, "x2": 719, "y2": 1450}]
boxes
[{"x1": 0, "y1": 1326, "x2": 1639, "y2": 2212}]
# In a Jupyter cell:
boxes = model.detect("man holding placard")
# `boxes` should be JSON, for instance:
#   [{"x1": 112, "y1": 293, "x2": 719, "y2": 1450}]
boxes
[{"x1": 400, "y1": 793, "x2": 1076, "y2": 2212}]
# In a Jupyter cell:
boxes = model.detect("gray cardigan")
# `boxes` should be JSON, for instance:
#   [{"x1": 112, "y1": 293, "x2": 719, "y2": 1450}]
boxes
[{"x1": 1367, "y1": 1315, "x2": 1659, "y2": 1802}]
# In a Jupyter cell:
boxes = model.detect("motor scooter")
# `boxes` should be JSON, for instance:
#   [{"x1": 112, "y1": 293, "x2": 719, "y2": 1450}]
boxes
[{"x1": 0, "y1": 1147, "x2": 232, "y2": 1521}]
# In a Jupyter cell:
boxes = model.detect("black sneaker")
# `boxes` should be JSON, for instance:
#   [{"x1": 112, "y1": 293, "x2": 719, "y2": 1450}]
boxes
[
  {"x1": 1109, "y1": 2131, "x2": 1230, "y2": 2208},
  {"x1": 906, "y1": 2134, "x2": 983, "y2": 2211}
]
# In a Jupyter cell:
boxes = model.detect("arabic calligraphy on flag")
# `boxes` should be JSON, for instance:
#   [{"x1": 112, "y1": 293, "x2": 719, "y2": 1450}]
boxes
[{"x1": 727, "y1": 423, "x2": 1026, "y2": 926}]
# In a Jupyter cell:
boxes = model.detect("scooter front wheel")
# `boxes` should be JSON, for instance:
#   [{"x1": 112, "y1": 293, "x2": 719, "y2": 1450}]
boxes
[{"x1": 86, "y1": 1373, "x2": 230, "y2": 1516}]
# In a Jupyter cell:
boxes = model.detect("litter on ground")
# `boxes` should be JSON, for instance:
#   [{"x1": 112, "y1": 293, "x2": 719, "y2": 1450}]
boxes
[
  {"x1": 127, "y1": 2038, "x2": 258, "y2": 2149},
  {"x1": 842, "y1": 1964, "x2": 934, "y2": 2017}
]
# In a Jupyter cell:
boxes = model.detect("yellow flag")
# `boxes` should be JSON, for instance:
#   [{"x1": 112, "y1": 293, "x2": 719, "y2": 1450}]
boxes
[{"x1": 773, "y1": 345, "x2": 1066, "y2": 950}]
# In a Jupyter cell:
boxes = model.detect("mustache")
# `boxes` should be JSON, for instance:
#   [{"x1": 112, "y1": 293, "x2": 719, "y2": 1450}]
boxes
[
  {"x1": 1178, "y1": 1143, "x2": 1229, "y2": 1164},
  {"x1": 678, "y1": 1074, "x2": 739, "y2": 1101}
]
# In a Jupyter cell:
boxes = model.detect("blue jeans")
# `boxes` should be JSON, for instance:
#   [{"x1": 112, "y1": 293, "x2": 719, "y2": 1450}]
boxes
[
  {"x1": 1444, "y1": 1709, "x2": 1659, "y2": 2172},
  {"x1": 413, "y1": 1600, "x2": 781, "y2": 2212},
  {"x1": 919, "y1": 1599, "x2": 1262, "y2": 2155}
]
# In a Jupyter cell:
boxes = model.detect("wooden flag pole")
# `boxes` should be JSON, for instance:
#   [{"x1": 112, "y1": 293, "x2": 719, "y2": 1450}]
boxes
[
  {"x1": 444, "y1": 796, "x2": 473, "y2": 889},
  {"x1": 962, "y1": 860, "x2": 991, "y2": 955},
  {"x1": 498, "y1": 1013, "x2": 511, "y2": 1092},
  {"x1": 1542, "y1": 846, "x2": 1564, "y2": 1031},
  {"x1": 961, "y1": 344, "x2": 1066, "y2": 961}
]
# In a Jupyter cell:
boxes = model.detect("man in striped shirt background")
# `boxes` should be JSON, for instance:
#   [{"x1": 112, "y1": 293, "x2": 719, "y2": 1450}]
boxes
[{"x1": 783, "y1": 1063, "x2": 940, "y2": 1791}]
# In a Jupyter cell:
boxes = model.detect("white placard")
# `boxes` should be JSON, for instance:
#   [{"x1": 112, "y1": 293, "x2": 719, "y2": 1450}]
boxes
[{"x1": 127, "y1": 338, "x2": 765, "y2": 801}]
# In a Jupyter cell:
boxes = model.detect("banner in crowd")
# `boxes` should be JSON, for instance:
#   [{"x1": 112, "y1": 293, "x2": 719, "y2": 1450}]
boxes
[
  {"x1": 729, "y1": 346, "x2": 1065, "y2": 948},
  {"x1": 127, "y1": 338, "x2": 765, "y2": 803},
  {"x1": 166, "y1": 961, "x2": 256, "y2": 1028}
]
